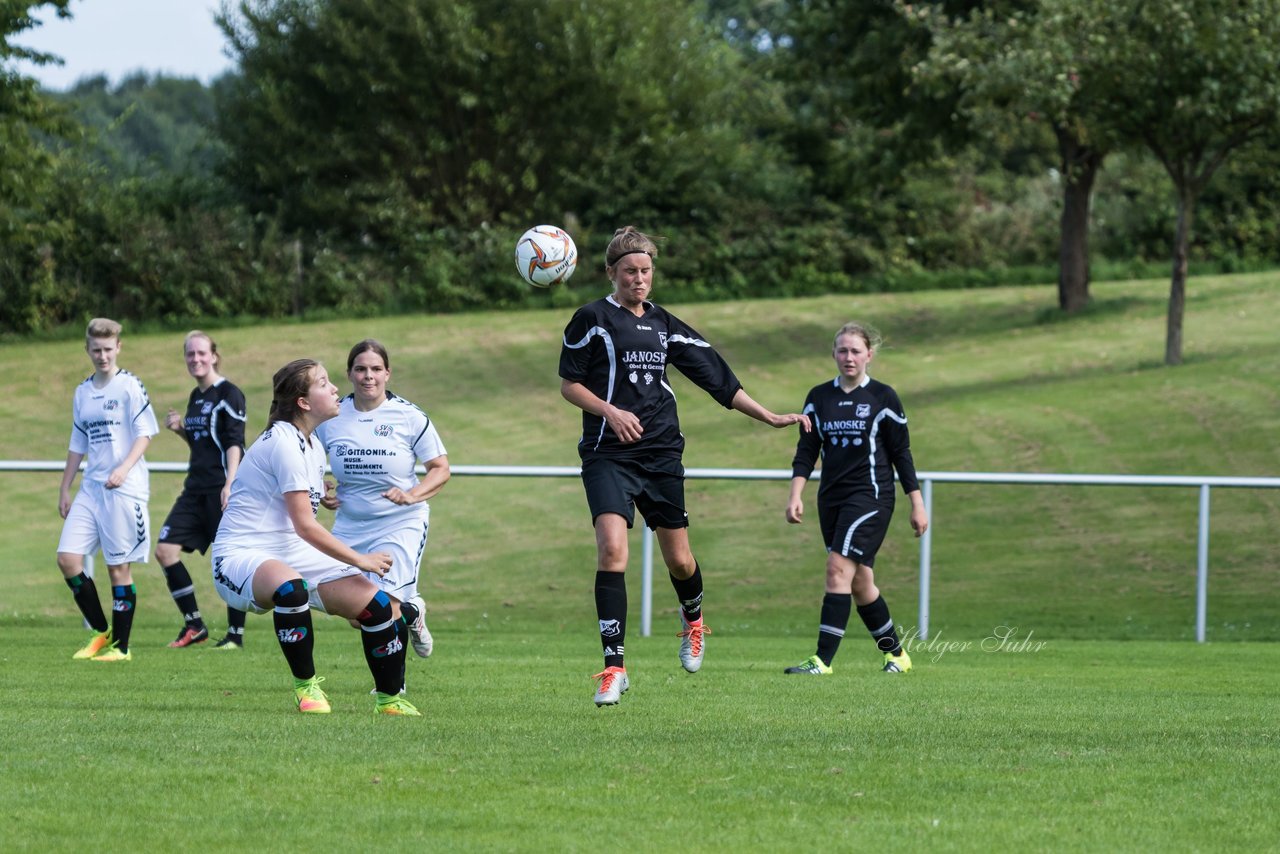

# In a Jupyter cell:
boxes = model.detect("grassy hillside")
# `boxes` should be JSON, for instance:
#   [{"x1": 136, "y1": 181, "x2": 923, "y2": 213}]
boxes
[{"x1": 1, "y1": 272, "x2": 1277, "y2": 642}]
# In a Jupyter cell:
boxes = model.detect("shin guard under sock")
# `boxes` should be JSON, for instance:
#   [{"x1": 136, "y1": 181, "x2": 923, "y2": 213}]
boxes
[
  {"x1": 66, "y1": 573, "x2": 109, "y2": 633},
  {"x1": 225, "y1": 606, "x2": 247, "y2": 642},
  {"x1": 111, "y1": 584, "x2": 137, "y2": 652},
  {"x1": 161, "y1": 560, "x2": 205, "y2": 629},
  {"x1": 595, "y1": 571, "x2": 627, "y2": 669},
  {"x1": 272, "y1": 580, "x2": 315, "y2": 680},
  {"x1": 358, "y1": 591, "x2": 405, "y2": 696},
  {"x1": 669, "y1": 563, "x2": 704, "y2": 624},
  {"x1": 816, "y1": 592, "x2": 853, "y2": 666},
  {"x1": 856, "y1": 595, "x2": 902, "y2": 654}
]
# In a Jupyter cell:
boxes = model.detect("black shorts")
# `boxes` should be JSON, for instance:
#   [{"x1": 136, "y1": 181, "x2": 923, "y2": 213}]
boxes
[
  {"x1": 580, "y1": 456, "x2": 688, "y2": 530},
  {"x1": 818, "y1": 497, "x2": 893, "y2": 567},
  {"x1": 158, "y1": 490, "x2": 224, "y2": 554}
]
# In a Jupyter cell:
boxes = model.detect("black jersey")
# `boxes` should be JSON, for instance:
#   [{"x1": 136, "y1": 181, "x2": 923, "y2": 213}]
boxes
[
  {"x1": 791, "y1": 376, "x2": 920, "y2": 505},
  {"x1": 559, "y1": 295, "x2": 742, "y2": 461},
  {"x1": 179, "y1": 378, "x2": 247, "y2": 493}
]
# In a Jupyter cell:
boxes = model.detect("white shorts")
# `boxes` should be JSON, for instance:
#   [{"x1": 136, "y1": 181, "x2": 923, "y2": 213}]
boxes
[
  {"x1": 57, "y1": 482, "x2": 150, "y2": 566},
  {"x1": 210, "y1": 538, "x2": 365, "y2": 614},
  {"x1": 332, "y1": 516, "x2": 430, "y2": 602}
]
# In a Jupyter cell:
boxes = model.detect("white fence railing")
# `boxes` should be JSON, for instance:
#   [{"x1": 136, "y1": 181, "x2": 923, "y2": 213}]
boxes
[{"x1": 9, "y1": 461, "x2": 1278, "y2": 642}]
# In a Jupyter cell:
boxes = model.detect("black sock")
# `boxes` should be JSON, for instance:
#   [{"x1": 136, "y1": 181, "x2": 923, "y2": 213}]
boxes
[
  {"x1": 816, "y1": 592, "x2": 853, "y2": 666},
  {"x1": 669, "y1": 562, "x2": 704, "y2": 624},
  {"x1": 226, "y1": 606, "x2": 246, "y2": 641},
  {"x1": 111, "y1": 584, "x2": 137, "y2": 652},
  {"x1": 396, "y1": 616, "x2": 408, "y2": 690},
  {"x1": 595, "y1": 571, "x2": 627, "y2": 669},
  {"x1": 358, "y1": 591, "x2": 405, "y2": 696},
  {"x1": 271, "y1": 580, "x2": 314, "y2": 680},
  {"x1": 856, "y1": 595, "x2": 902, "y2": 654},
  {"x1": 66, "y1": 573, "x2": 109, "y2": 633},
  {"x1": 161, "y1": 560, "x2": 204, "y2": 629}
]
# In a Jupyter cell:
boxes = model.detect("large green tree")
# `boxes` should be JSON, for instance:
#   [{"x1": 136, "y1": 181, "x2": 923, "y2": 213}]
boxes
[
  {"x1": 707, "y1": 1, "x2": 1043, "y2": 278},
  {"x1": 914, "y1": 0, "x2": 1280, "y2": 354},
  {"x1": 215, "y1": 0, "x2": 782, "y2": 246},
  {"x1": 1, "y1": 0, "x2": 72, "y2": 318},
  {"x1": 60, "y1": 73, "x2": 226, "y2": 180},
  {"x1": 910, "y1": 0, "x2": 1129, "y2": 313},
  {"x1": 1096, "y1": 0, "x2": 1280, "y2": 365}
]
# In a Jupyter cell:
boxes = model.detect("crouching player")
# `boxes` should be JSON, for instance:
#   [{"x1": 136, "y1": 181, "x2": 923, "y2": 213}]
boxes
[{"x1": 211, "y1": 359, "x2": 417, "y2": 715}]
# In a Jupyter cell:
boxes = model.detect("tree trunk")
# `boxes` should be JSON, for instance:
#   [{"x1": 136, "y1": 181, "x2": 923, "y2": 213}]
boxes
[
  {"x1": 1165, "y1": 190, "x2": 1194, "y2": 366},
  {"x1": 292, "y1": 237, "x2": 304, "y2": 317},
  {"x1": 1056, "y1": 129, "x2": 1103, "y2": 313}
]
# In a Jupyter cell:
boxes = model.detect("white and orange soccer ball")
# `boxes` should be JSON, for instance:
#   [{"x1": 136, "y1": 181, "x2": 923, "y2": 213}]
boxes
[{"x1": 515, "y1": 225, "x2": 578, "y2": 287}]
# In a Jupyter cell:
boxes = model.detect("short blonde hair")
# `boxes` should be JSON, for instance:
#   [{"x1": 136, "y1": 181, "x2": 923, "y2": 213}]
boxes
[
  {"x1": 86, "y1": 317, "x2": 122, "y2": 343},
  {"x1": 833, "y1": 321, "x2": 882, "y2": 351}
]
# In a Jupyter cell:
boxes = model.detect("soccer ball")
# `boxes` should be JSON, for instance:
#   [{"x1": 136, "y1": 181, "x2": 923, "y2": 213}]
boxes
[{"x1": 515, "y1": 225, "x2": 578, "y2": 287}]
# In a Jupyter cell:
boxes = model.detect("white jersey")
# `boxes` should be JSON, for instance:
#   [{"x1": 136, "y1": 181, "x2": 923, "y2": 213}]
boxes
[
  {"x1": 215, "y1": 421, "x2": 326, "y2": 550},
  {"x1": 317, "y1": 392, "x2": 447, "y2": 525},
  {"x1": 68, "y1": 370, "x2": 159, "y2": 501}
]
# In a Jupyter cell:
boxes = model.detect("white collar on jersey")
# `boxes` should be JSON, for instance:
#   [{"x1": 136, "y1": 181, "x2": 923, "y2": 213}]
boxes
[
  {"x1": 831, "y1": 374, "x2": 871, "y2": 389},
  {"x1": 606, "y1": 294, "x2": 652, "y2": 312}
]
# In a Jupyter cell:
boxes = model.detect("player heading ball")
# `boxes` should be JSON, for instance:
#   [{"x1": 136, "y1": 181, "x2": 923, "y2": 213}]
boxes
[{"x1": 559, "y1": 226, "x2": 811, "y2": 707}]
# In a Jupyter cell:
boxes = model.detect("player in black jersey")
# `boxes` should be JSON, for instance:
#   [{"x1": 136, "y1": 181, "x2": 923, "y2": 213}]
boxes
[
  {"x1": 560, "y1": 226, "x2": 810, "y2": 706},
  {"x1": 783, "y1": 321, "x2": 928, "y2": 675},
  {"x1": 155, "y1": 331, "x2": 248, "y2": 648}
]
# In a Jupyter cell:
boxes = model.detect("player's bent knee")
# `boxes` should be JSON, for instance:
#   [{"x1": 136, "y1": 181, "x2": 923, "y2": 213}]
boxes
[
  {"x1": 358, "y1": 590, "x2": 394, "y2": 629},
  {"x1": 271, "y1": 579, "x2": 309, "y2": 609}
]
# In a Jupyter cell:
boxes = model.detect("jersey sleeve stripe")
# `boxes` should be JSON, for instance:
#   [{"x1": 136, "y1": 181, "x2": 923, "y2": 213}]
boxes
[{"x1": 667, "y1": 333, "x2": 711, "y2": 349}]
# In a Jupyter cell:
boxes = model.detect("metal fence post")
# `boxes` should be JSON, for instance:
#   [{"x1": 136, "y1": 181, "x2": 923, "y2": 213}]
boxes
[
  {"x1": 1196, "y1": 484, "x2": 1210, "y2": 643},
  {"x1": 641, "y1": 526, "x2": 654, "y2": 637},
  {"x1": 918, "y1": 478, "x2": 933, "y2": 641}
]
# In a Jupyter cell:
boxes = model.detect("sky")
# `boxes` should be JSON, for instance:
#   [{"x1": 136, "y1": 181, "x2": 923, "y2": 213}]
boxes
[{"x1": 13, "y1": 0, "x2": 235, "y2": 90}]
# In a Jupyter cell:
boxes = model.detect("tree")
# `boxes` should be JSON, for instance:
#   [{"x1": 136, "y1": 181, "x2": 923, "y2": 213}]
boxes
[
  {"x1": 215, "y1": 0, "x2": 780, "y2": 242},
  {"x1": 706, "y1": 2, "x2": 1067, "y2": 280},
  {"x1": 910, "y1": 0, "x2": 1130, "y2": 313},
  {"x1": 0, "y1": 1, "x2": 72, "y2": 176},
  {"x1": 1096, "y1": 0, "x2": 1280, "y2": 365},
  {"x1": 59, "y1": 73, "x2": 226, "y2": 180},
  {"x1": 1, "y1": 1, "x2": 73, "y2": 327}
]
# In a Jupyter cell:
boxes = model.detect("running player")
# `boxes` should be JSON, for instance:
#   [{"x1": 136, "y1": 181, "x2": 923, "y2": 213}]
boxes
[
  {"x1": 155, "y1": 331, "x2": 248, "y2": 649},
  {"x1": 210, "y1": 358, "x2": 417, "y2": 716},
  {"x1": 783, "y1": 321, "x2": 928, "y2": 676},
  {"x1": 317, "y1": 339, "x2": 449, "y2": 679},
  {"x1": 559, "y1": 226, "x2": 810, "y2": 707},
  {"x1": 57, "y1": 318, "x2": 160, "y2": 662}
]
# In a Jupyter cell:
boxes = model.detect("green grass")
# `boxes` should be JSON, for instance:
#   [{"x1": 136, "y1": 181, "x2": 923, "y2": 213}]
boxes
[
  {"x1": 1, "y1": 625, "x2": 1277, "y2": 850},
  {"x1": 1, "y1": 273, "x2": 1278, "y2": 848}
]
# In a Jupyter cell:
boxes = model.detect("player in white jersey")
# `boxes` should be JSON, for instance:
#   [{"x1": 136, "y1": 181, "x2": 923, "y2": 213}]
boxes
[
  {"x1": 318, "y1": 339, "x2": 450, "y2": 668},
  {"x1": 57, "y1": 318, "x2": 160, "y2": 662},
  {"x1": 211, "y1": 358, "x2": 419, "y2": 716}
]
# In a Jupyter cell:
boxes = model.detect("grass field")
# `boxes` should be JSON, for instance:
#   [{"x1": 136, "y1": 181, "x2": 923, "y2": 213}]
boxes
[
  {"x1": 1, "y1": 627, "x2": 1277, "y2": 850},
  {"x1": 1, "y1": 273, "x2": 1278, "y2": 849}
]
